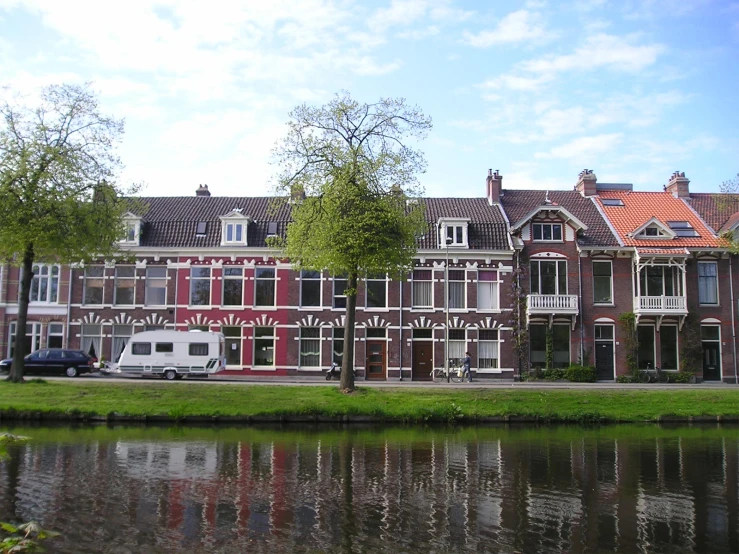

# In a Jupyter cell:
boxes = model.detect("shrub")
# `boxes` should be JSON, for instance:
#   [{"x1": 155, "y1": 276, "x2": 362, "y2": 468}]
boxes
[
  {"x1": 666, "y1": 371, "x2": 694, "y2": 384},
  {"x1": 564, "y1": 365, "x2": 596, "y2": 383},
  {"x1": 542, "y1": 368, "x2": 565, "y2": 381},
  {"x1": 616, "y1": 374, "x2": 634, "y2": 383}
]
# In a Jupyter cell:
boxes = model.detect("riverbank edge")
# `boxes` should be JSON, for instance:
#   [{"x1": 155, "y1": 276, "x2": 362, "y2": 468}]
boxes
[{"x1": 2, "y1": 410, "x2": 739, "y2": 425}]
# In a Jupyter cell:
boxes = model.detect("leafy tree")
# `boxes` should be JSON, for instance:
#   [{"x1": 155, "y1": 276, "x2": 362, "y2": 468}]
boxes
[
  {"x1": 0, "y1": 84, "x2": 134, "y2": 382},
  {"x1": 272, "y1": 92, "x2": 431, "y2": 392}
]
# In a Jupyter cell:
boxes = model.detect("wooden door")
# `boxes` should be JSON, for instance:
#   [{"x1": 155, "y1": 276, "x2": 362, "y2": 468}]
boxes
[
  {"x1": 595, "y1": 341, "x2": 615, "y2": 380},
  {"x1": 703, "y1": 342, "x2": 721, "y2": 381},
  {"x1": 365, "y1": 341, "x2": 386, "y2": 380},
  {"x1": 412, "y1": 341, "x2": 433, "y2": 381}
]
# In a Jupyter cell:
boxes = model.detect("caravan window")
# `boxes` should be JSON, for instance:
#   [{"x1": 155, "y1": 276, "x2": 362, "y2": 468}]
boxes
[
  {"x1": 131, "y1": 343, "x2": 151, "y2": 355},
  {"x1": 189, "y1": 343, "x2": 209, "y2": 356},
  {"x1": 155, "y1": 343, "x2": 174, "y2": 353}
]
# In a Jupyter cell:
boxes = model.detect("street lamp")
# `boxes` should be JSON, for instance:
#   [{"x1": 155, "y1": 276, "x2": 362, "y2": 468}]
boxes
[{"x1": 444, "y1": 235, "x2": 453, "y2": 383}]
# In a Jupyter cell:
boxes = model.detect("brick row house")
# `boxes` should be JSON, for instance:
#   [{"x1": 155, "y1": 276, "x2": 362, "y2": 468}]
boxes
[{"x1": 1, "y1": 171, "x2": 738, "y2": 382}]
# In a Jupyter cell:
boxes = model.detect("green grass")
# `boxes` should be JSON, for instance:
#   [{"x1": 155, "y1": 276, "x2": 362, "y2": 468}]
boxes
[{"x1": 1, "y1": 381, "x2": 739, "y2": 423}]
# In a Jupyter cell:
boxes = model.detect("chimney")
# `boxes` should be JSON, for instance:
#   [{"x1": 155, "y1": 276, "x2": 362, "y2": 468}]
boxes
[
  {"x1": 486, "y1": 169, "x2": 503, "y2": 204},
  {"x1": 575, "y1": 169, "x2": 597, "y2": 196},
  {"x1": 196, "y1": 184, "x2": 211, "y2": 197},
  {"x1": 666, "y1": 171, "x2": 690, "y2": 198}
]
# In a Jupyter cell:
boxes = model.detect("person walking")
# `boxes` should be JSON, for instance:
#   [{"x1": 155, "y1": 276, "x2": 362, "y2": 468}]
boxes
[{"x1": 462, "y1": 351, "x2": 472, "y2": 382}]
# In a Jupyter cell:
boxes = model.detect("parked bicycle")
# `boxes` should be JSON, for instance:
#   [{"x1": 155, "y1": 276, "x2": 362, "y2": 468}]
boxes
[
  {"x1": 431, "y1": 359, "x2": 466, "y2": 383},
  {"x1": 637, "y1": 364, "x2": 663, "y2": 383}
]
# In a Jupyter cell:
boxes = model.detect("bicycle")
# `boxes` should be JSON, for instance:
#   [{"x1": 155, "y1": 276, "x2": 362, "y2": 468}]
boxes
[
  {"x1": 431, "y1": 360, "x2": 466, "y2": 383},
  {"x1": 637, "y1": 365, "x2": 662, "y2": 383}
]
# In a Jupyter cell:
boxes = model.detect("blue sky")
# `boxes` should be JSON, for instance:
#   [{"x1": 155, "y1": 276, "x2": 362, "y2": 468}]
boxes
[{"x1": 1, "y1": 0, "x2": 737, "y2": 197}]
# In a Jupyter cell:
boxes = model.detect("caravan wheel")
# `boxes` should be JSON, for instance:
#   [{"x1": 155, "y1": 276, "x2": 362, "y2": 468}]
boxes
[{"x1": 164, "y1": 370, "x2": 177, "y2": 381}]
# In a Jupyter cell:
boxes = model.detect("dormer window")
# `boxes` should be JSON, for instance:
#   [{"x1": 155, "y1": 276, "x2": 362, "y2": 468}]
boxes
[
  {"x1": 219, "y1": 211, "x2": 251, "y2": 246},
  {"x1": 120, "y1": 213, "x2": 142, "y2": 245},
  {"x1": 532, "y1": 223, "x2": 562, "y2": 242},
  {"x1": 438, "y1": 218, "x2": 470, "y2": 248},
  {"x1": 630, "y1": 217, "x2": 676, "y2": 240}
]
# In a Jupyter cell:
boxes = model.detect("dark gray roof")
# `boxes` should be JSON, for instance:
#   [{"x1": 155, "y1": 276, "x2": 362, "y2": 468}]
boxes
[
  {"x1": 500, "y1": 190, "x2": 620, "y2": 247},
  {"x1": 132, "y1": 196, "x2": 291, "y2": 248},
  {"x1": 130, "y1": 195, "x2": 511, "y2": 252}
]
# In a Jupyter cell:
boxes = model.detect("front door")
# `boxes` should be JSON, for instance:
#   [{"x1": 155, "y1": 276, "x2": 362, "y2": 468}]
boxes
[
  {"x1": 412, "y1": 341, "x2": 433, "y2": 381},
  {"x1": 366, "y1": 341, "x2": 386, "y2": 380},
  {"x1": 703, "y1": 343, "x2": 721, "y2": 381},
  {"x1": 595, "y1": 341, "x2": 615, "y2": 380}
]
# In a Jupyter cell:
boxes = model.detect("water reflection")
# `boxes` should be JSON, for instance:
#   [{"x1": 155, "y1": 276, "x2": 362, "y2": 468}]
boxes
[{"x1": 0, "y1": 425, "x2": 738, "y2": 553}]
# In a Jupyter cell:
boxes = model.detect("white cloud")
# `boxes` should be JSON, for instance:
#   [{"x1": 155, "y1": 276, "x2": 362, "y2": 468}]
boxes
[
  {"x1": 368, "y1": 0, "x2": 430, "y2": 32},
  {"x1": 462, "y1": 10, "x2": 553, "y2": 47},
  {"x1": 535, "y1": 133, "x2": 624, "y2": 160}
]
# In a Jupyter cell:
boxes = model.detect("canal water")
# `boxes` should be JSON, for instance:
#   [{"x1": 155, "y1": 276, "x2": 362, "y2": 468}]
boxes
[{"x1": 0, "y1": 424, "x2": 737, "y2": 553}]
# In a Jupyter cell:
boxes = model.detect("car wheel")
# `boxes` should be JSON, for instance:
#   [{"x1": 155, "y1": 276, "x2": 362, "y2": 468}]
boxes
[
  {"x1": 65, "y1": 366, "x2": 79, "y2": 378},
  {"x1": 164, "y1": 370, "x2": 177, "y2": 381}
]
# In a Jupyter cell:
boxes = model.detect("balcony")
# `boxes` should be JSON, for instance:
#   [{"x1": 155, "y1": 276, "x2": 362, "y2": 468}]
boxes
[
  {"x1": 634, "y1": 295, "x2": 688, "y2": 315},
  {"x1": 527, "y1": 294, "x2": 579, "y2": 316}
]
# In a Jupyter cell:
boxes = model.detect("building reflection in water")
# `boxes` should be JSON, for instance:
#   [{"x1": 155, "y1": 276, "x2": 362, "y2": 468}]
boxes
[{"x1": 0, "y1": 425, "x2": 737, "y2": 553}]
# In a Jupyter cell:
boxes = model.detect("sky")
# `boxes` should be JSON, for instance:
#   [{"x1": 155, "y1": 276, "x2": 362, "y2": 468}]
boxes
[{"x1": 0, "y1": 0, "x2": 738, "y2": 198}]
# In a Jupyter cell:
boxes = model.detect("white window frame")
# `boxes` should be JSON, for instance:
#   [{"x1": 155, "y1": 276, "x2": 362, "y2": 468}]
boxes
[
  {"x1": 222, "y1": 326, "x2": 242, "y2": 368},
  {"x1": 447, "y1": 268, "x2": 467, "y2": 311},
  {"x1": 332, "y1": 327, "x2": 345, "y2": 365},
  {"x1": 333, "y1": 276, "x2": 347, "y2": 310},
  {"x1": 47, "y1": 322, "x2": 64, "y2": 349},
  {"x1": 592, "y1": 260, "x2": 613, "y2": 304},
  {"x1": 299, "y1": 327, "x2": 321, "y2": 369},
  {"x1": 81, "y1": 323, "x2": 103, "y2": 360},
  {"x1": 530, "y1": 259, "x2": 568, "y2": 295},
  {"x1": 697, "y1": 261, "x2": 719, "y2": 306},
  {"x1": 477, "y1": 270, "x2": 499, "y2": 311},
  {"x1": 189, "y1": 267, "x2": 212, "y2": 306},
  {"x1": 448, "y1": 328, "x2": 467, "y2": 364},
  {"x1": 219, "y1": 213, "x2": 250, "y2": 246},
  {"x1": 254, "y1": 267, "x2": 276, "y2": 307},
  {"x1": 7, "y1": 322, "x2": 42, "y2": 358},
  {"x1": 145, "y1": 266, "x2": 167, "y2": 306},
  {"x1": 112, "y1": 324, "x2": 133, "y2": 363},
  {"x1": 365, "y1": 273, "x2": 388, "y2": 309},
  {"x1": 438, "y1": 218, "x2": 470, "y2": 248},
  {"x1": 83, "y1": 266, "x2": 105, "y2": 305},
  {"x1": 253, "y1": 326, "x2": 275, "y2": 369},
  {"x1": 222, "y1": 267, "x2": 244, "y2": 307},
  {"x1": 412, "y1": 269, "x2": 433, "y2": 309},
  {"x1": 659, "y1": 324, "x2": 679, "y2": 371},
  {"x1": 30, "y1": 264, "x2": 60, "y2": 304},
  {"x1": 477, "y1": 328, "x2": 500, "y2": 372},
  {"x1": 300, "y1": 270, "x2": 322, "y2": 308},
  {"x1": 113, "y1": 266, "x2": 136, "y2": 306},
  {"x1": 532, "y1": 223, "x2": 563, "y2": 242}
]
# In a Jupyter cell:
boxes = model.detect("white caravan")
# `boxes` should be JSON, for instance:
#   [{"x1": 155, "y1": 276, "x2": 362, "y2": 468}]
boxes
[{"x1": 111, "y1": 330, "x2": 226, "y2": 380}]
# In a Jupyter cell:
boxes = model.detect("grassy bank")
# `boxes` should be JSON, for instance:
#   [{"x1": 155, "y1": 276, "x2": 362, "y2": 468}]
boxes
[{"x1": 1, "y1": 381, "x2": 739, "y2": 423}]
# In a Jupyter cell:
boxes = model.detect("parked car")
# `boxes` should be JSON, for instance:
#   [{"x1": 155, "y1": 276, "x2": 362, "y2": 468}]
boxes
[{"x1": 0, "y1": 349, "x2": 95, "y2": 377}]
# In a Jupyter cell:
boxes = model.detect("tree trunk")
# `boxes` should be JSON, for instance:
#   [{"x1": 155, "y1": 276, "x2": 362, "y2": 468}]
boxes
[
  {"x1": 8, "y1": 243, "x2": 34, "y2": 382},
  {"x1": 340, "y1": 271, "x2": 358, "y2": 392}
]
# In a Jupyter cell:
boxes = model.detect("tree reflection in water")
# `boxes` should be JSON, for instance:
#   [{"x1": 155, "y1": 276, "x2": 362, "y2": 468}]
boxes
[{"x1": 0, "y1": 425, "x2": 737, "y2": 553}]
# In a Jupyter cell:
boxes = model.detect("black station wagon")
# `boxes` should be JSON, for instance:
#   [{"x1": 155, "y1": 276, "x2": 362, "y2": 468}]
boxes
[{"x1": 0, "y1": 349, "x2": 95, "y2": 377}]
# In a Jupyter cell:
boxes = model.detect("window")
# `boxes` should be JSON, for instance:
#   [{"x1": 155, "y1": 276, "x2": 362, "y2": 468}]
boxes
[
  {"x1": 145, "y1": 324, "x2": 166, "y2": 331},
  {"x1": 448, "y1": 329, "x2": 466, "y2": 363},
  {"x1": 667, "y1": 221, "x2": 699, "y2": 237},
  {"x1": 189, "y1": 343, "x2": 209, "y2": 356},
  {"x1": 300, "y1": 270, "x2": 321, "y2": 307},
  {"x1": 530, "y1": 260, "x2": 567, "y2": 295},
  {"x1": 195, "y1": 222, "x2": 207, "y2": 236},
  {"x1": 366, "y1": 273, "x2": 387, "y2": 308},
  {"x1": 225, "y1": 223, "x2": 244, "y2": 243},
  {"x1": 83, "y1": 266, "x2": 105, "y2": 305},
  {"x1": 189, "y1": 325, "x2": 209, "y2": 332},
  {"x1": 698, "y1": 262, "x2": 718, "y2": 305},
  {"x1": 254, "y1": 267, "x2": 276, "y2": 307},
  {"x1": 81, "y1": 324, "x2": 102, "y2": 359},
  {"x1": 446, "y1": 225, "x2": 464, "y2": 245},
  {"x1": 438, "y1": 220, "x2": 470, "y2": 247},
  {"x1": 333, "y1": 276, "x2": 347, "y2": 309},
  {"x1": 660, "y1": 325, "x2": 678, "y2": 370},
  {"x1": 478, "y1": 329, "x2": 499, "y2": 369},
  {"x1": 532, "y1": 223, "x2": 562, "y2": 241},
  {"x1": 332, "y1": 327, "x2": 344, "y2": 365},
  {"x1": 30, "y1": 264, "x2": 59, "y2": 303},
  {"x1": 593, "y1": 261, "x2": 613, "y2": 304},
  {"x1": 121, "y1": 221, "x2": 139, "y2": 243},
  {"x1": 114, "y1": 266, "x2": 136, "y2": 305},
  {"x1": 222, "y1": 267, "x2": 243, "y2": 306},
  {"x1": 413, "y1": 328, "x2": 432, "y2": 339},
  {"x1": 447, "y1": 270, "x2": 466, "y2": 310},
  {"x1": 220, "y1": 214, "x2": 249, "y2": 245},
  {"x1": 552, "y1": 325, "x2": 570, "y2": 368},
  {"x1": 637, "y1": 325, "x2": 655, "y2": 369},
  {"x1": 155, "y1": 342, "x2": 174, "y2": 353},
  {"x1": 412, "y1": 270, "x2": 433, "y2": 308},
  {"x1": 529, "y1": 324, "x2": 570, "y2": 369},
  {"x1": 7, "y1": 322, "x2": 42, "y2": 358},
  {"x1": 47, "y1": 322, "x2": 64, "y2": 349},
  {"x1": 299, "y1": 328, "x2": 321, "y2": 368},
  {"x1": 190, "y1": 267, "x2": 211, "y2": 306},
  {"x1": 145, "y1": 267, "x2": 167, "y2": 306},
  {"x1": 366, "y1": 328, "x2": 386, "y2": 338},
  {"x1": 477, "y1": 270, "x2": 499, "y2": 311},
  {"x1": 132, "y1": 342, "x2": 151, "y2": 355},
  {"x1": 112, "y1": 324, "x2": 133, "y2": 362},
  {"x1": 601, "y1": 199, "x2": 624, "y2": 206},
  {"x1": 639, "y1": 266, "x2": 680, "y2": 297},
  {"x1": 222, "y1": 327, "x2": 242, "y2": 366},
  {"x1": 254, "y1": 327, "x2": 274, "y2": 366}
]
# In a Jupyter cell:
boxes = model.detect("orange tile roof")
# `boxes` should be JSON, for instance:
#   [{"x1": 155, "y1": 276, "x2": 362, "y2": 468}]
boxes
[{"x1": 597, "y1": 191, "x2": 720, "y2": 248}]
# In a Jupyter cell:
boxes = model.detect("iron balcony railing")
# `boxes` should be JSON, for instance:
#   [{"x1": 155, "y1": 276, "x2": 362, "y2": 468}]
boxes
[
  {"x1": 527, "y1": 294, "x2": 579, "y2": 314},
  {"x1": 633, "y1": 295, "x2": 687, "y2": 313}
]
